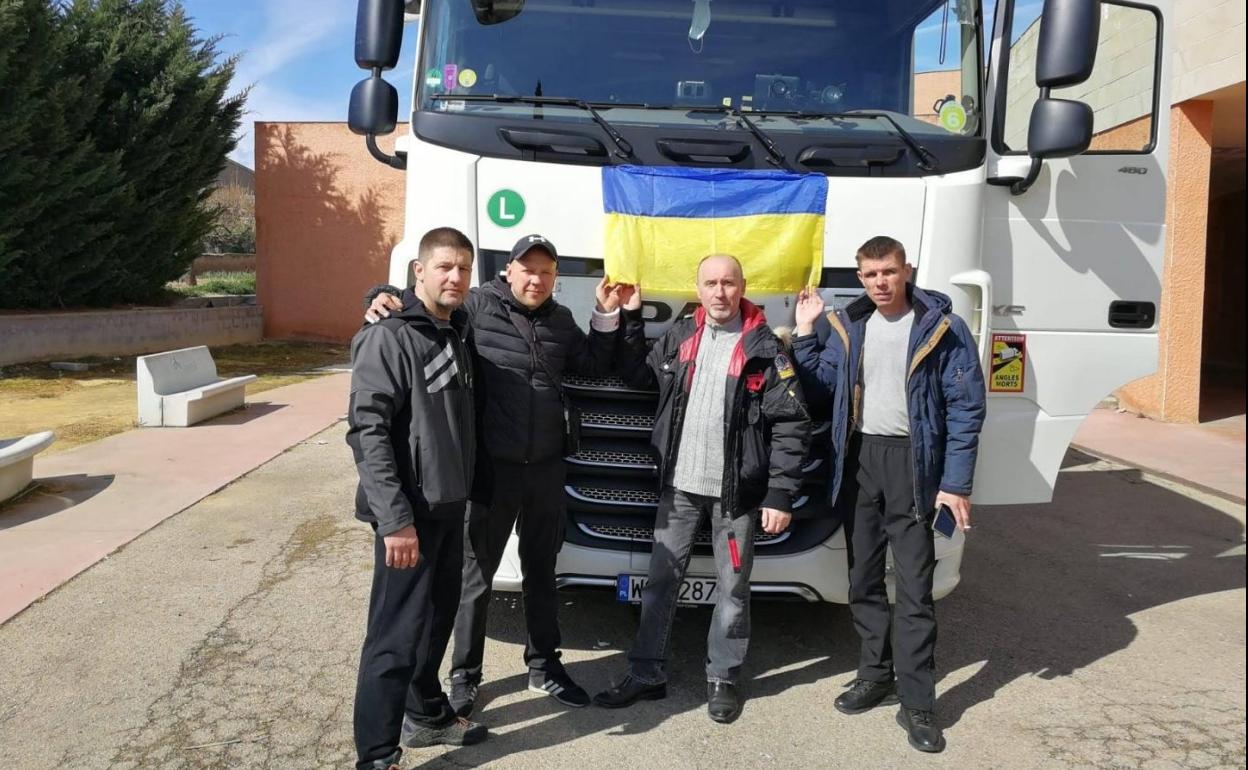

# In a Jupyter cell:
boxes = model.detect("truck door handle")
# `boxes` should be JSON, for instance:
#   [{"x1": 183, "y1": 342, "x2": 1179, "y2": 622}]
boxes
[
  {"x1": 499, "y1": 128, "x2": 606, "y2": 157},
  {"x1": 1108, "y1": 301, "x2": 1156, "y2": 329},
  {"x1": 656, "y1": 139, "x2": 750, "y2": 164},
  {"x1": 797, "y1": 145, "x2": 904, "y2": 168},
  {"x1": 950, "y1": 269, "x2": 993, "y2": 372}
]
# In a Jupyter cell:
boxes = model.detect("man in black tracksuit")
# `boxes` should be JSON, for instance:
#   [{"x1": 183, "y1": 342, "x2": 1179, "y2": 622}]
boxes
[
  {"x1": 347, "y1": 228, "x2": 487, "y2": 770},
  {"x1": 366, "y1": 234, "x2": 622, "y2": 714},
  {"x1": 592, "y1": 255, "x2": 812, "y2": 723}
]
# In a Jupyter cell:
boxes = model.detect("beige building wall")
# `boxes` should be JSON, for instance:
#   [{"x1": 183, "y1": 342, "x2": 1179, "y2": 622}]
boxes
[
  {"x1": 255, "y1": 123, "x2": 406, "y2": 342},
  {"x1": 1172, "y1": 0, "x2": 1246, "y2": 102}
]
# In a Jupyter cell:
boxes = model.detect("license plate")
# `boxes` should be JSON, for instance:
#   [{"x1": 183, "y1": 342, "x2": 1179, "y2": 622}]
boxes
[{"x1": 616, "y1": 574, "x2": 718, "y2": 605}]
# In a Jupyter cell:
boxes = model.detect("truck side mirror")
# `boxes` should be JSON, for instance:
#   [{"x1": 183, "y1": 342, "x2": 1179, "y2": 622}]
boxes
[
  {"x1": 1003, "y1": 0, "x2": 1101, "y2": 194},
  {"x1": 349, "y1": 77, "x2": 399, "y2": 137},
  {"x1": 470, "y1": 0, "x2": 525, "y2": 25},
  {"x1": 356, "y1": 0, "x2": 405, "y2": 70},
  {"x1": 351, "y1": 0, "x2": 407, "y2": 169},
  {"x1": 1026, "y1": 98, "x2": 1094, "y2": 159},
  {"x1": 1035, "y1": 0, "x2": 1101, "y2": 88}
]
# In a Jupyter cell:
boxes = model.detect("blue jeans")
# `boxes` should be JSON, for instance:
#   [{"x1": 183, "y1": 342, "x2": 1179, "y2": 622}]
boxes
[{"x1": 627, "y1": 487, "x2": 756, "y2": 685}]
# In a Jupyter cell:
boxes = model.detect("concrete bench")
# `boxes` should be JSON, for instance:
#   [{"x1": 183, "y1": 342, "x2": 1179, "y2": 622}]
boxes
[
  {"x1": 136, "y1": 346, "x2": 257, "y2": 427},
  {"x1": 0, "y1": 430, "x2": 55, "y2": 504}
]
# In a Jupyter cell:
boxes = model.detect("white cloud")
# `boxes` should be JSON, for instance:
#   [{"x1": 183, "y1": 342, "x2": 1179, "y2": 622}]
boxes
[{"x1": 225, "y1": 0, "x2": 355, "y2": 165}]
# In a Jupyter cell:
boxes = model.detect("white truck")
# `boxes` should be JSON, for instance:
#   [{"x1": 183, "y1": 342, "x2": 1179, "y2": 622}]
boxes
[{"x1": 348, "y1": 0, "x2": 1172, "y2": 604}]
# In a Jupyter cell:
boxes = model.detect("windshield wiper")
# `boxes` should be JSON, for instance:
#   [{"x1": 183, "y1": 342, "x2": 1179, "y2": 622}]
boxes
[
  {"x1": 429, "y1": 94, "x2": 637, "y2": 160},
  {"x1": 751, "y1": 110, "x2": 940, "y2": 172},
  {"x1": 682, "y1": 105, "x2": 791, "y2": 170}
]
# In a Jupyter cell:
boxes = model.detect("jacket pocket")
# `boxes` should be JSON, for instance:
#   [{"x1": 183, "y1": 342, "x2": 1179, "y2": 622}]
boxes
[{"x1": 741, "y1": 396, "x2": 768, "y2": 484}]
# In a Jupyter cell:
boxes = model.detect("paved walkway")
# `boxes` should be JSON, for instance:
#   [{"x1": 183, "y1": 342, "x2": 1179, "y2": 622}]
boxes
[
  {"x1": 0, "y1": 374, "x2": 350, "y2": 624},
  {"x1": 1073, "y1": 408, "x2": 1246, "y2": 503},
  {"x1": 2, "y1": 380, "x2": 1242, "y2": 626}
]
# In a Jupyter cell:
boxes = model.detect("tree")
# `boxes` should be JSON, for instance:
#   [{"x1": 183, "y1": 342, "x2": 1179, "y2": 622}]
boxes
[
  {"x1": 0, "y1": 0, "x2": 126, "y2": 307},
  {"x1": 204, "y1": 183, "x2": 256, "y2": 254},
  {"x1": 0, "y1": 0, "x2": 245, "y2": 308}
]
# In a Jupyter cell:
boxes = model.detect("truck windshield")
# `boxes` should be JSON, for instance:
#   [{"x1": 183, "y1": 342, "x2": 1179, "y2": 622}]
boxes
[{"x1": 418, "y1": 0, "x2": 982, "y2": 138}]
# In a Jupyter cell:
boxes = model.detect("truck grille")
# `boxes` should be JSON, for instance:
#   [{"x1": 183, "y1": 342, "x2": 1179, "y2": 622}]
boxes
[
  {"x1": 568, "y1": 486, "x2": 660, "y2": 505},
  {"x1": 581, "y1": 411, "x2": 654, "y2": 430},
  {"x1": 570, "y1": 448, "x2": 656, "y2": 467},
  {"x1": 564, "y1": 373, "x2": 632, "y2": 389},
  {"x1": 579, "y1": 522, "x2": 790, "y2": 546}
]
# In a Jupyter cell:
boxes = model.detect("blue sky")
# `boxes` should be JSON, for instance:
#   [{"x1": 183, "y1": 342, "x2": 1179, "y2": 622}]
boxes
[
  {"x1": 181, "y1": 0, "x2": 1039, "y2": 168},
  {"x1": 180, "y1": 0, "x2": 418, "y2": 167}
]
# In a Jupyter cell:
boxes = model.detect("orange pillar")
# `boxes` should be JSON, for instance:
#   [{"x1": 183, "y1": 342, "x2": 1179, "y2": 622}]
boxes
[{"x1": 1116, "y1": 100, "x2": 1213, "y2": 423}]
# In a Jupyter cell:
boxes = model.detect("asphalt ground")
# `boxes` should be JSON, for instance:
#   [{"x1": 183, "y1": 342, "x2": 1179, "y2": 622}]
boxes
[{"x1": 0, "y1": 422, "x2": 1243, "y2": 769}]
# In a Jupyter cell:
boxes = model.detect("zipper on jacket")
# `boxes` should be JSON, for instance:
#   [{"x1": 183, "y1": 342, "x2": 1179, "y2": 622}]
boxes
[
  {"x1": 721, "y1": 372, "x2": 749, "y2": 516},
  {"x1": 904, "y1": 316, "x2": 952, "y2": 520}
]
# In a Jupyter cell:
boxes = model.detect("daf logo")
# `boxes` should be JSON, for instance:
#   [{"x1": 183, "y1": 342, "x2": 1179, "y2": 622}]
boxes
[{"x1": 1117, "y1": 166, "x2": 1148, "y2": 175}]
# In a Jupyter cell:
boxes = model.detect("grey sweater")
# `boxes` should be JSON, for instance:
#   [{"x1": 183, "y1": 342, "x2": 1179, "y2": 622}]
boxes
[{"x1": 672, "y1": 314, "x2": 743, "y2": 497}]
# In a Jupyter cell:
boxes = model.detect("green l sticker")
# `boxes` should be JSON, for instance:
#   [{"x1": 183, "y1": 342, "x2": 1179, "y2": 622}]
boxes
[{"x1": 487, "y1": 189, "x2": 526, "y2": 228}]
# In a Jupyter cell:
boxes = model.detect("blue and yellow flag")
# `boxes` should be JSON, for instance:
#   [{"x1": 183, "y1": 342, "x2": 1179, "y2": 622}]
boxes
[{"x1": 602, "y1": 166, "x2": 827, "y2": 293}]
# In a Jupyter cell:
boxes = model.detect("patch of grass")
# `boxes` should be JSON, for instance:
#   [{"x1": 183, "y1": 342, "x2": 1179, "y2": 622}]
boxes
[
  {"x1": 0, "y1": 341, "x2": 350, "y2": 453},
  {"x1": 167, "y1": 271, "x2": 256, "y2": 297}
]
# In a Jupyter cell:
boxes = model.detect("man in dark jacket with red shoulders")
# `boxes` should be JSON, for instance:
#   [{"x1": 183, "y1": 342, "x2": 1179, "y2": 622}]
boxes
[{"x1": 592, "y1": 254, "x2": 811, "y2": 724}]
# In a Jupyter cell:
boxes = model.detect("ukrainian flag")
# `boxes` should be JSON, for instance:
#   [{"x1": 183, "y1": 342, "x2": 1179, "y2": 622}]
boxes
[{"x1": 602, "y1": 166, "x2": 827, "y2": 294}]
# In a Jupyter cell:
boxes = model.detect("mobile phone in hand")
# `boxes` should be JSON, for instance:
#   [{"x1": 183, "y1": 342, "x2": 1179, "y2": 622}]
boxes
[{"x1": 932, "y1": 504, "x2": 958, "y2": 538}]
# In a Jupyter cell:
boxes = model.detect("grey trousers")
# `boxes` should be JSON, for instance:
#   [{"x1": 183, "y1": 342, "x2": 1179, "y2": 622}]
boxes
[{"x1": 627, "y1": 487, "x2": 756, "y2": 685}]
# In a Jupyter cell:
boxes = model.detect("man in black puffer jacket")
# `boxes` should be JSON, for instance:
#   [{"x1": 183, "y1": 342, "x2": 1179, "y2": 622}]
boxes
[{"x1": 366, "y1": 234, "x2": 624, "y2": 714}]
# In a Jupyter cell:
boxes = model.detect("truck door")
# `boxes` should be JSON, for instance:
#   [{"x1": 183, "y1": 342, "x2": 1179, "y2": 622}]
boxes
[{"x1": 974, "y1": 0, "x2": 1172, "y2": 504}]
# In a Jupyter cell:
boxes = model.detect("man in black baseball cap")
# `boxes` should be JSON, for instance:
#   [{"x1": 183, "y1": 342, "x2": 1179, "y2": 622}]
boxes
[
  {"x1": 509, "y1": 233, "x2": 558, "y2": 263},
  {"x1": 365, "y1": 232, "x2": 631, "y2": 716}
]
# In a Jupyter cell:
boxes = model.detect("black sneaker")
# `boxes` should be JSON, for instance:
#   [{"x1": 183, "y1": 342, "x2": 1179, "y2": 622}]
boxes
[
  {"x1": 449, "y1": 674, "x2": 480, "y2": 718},
  {"x1": 528, "y1": 667, "x2": 591, "y2": 708},
  {"x1": 834, "y1": 678, "x2": 898, "y2": 714},
  {"x1": 400, "y1": 714, "x2": 488, "y2": 748},
  {"x1": 897, "y1": 707, "x2": 946, "y2": 753}
]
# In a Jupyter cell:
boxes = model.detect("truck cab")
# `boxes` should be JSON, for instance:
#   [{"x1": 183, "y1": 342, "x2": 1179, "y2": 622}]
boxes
[{"x1": 348, "y1": 0, "x2": 1172, "y2": 603}]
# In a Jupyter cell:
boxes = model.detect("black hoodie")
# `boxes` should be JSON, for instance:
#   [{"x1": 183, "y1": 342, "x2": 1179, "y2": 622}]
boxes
[{"x1": 346, "y1": 299, "x2": 477, "y2": 536}]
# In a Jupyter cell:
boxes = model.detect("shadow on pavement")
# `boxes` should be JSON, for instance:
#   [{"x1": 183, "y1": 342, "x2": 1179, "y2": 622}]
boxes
[
  {"x1": 420, "y1": 450, "x2": 1244, "y2": 764},
  {"x1": 419, "y1": 597, "x2": 851, "y2": 767},
  {"x1": 207, "y1": 402, "x2": 287, "y2": 425},
  {"x1": 0, "y1": 473, "x2": 114, "y2": 530},
  {"x1": 935, "y1": 450, "x2": 1245, "y2": 727}
]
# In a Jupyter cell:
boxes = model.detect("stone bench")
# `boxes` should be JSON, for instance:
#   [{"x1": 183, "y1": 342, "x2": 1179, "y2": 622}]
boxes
[
  {"x1": 0, "y1": 430, "x2": 55, "y2": 504},
  {"x1": 136, "y1": 346, "x2": 257, "y2": 427}
]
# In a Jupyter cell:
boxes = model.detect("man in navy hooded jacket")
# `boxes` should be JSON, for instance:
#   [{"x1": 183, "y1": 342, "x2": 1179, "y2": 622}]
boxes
[{"x1": 792, "y1": 236, "x2": 986, "y2": 754}]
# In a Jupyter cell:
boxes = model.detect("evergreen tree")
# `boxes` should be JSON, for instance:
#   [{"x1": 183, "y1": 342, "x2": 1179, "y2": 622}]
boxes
[
  {"x1": 0, "y1": 0, "x2": 125, "y2": 307},
  {"x1": 0, "y1": 0, "x2": 244, "y2": 308},
  {"x1": 61, "y1": 0, "x2": 245, "y2": 304}
]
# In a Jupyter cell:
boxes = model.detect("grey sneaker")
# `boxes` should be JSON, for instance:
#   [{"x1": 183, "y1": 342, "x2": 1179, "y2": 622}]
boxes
[
  {"x1": 400, "y1": 715, "x2": 488, "y2": 748},
  {"x1": 449, "y1": 675, "x2": 480, "y2": 718},
  {"x1": 363, "y1": 748, "x2": 402, "y2": 770}
]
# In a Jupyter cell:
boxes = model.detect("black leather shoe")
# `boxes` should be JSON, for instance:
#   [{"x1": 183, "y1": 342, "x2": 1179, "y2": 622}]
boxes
[
  {"x1": 834, "y1": 678, "x2": 898, "y2": 714},
  {"x1": 592, "y1": 675, "x2": 667, "y2": 708},
  {"x1": 707, "y1": 681, "x2": 742, "y2": 723},
  {"x1": 896, "y1": 707, "x2": 946, "y2": 753}
]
